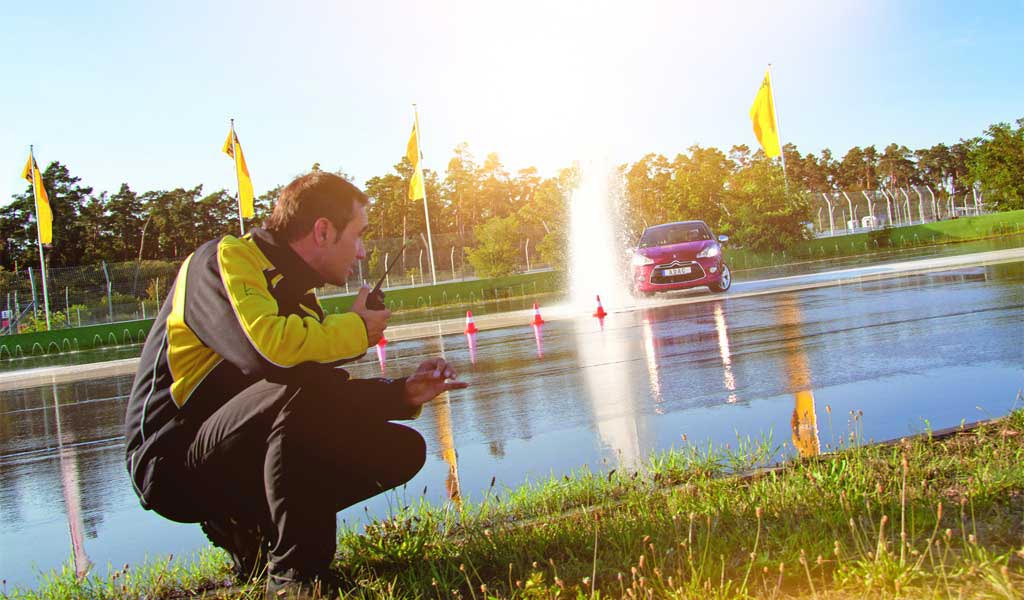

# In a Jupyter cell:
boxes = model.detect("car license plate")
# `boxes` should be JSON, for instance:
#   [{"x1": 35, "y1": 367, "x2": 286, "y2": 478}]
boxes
[{"x1": 662, "y1": 266, "x2": 691, "y2": 276}]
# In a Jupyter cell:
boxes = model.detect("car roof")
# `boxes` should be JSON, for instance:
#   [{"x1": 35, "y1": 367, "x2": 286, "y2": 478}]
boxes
[{"x1": 643, "y1": 220, "x2": 707, "y2": 231}]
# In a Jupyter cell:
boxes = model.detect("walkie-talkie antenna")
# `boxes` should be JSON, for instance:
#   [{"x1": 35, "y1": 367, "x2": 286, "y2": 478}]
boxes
[{"x1": 366, "y1": 243, "x2": 407, "y2": 310}]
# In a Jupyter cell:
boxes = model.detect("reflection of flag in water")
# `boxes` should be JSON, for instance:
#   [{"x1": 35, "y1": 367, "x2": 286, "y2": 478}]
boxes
[
  {"x1": 775, "y1": 299, "x2": 820, "y2": 457},
  {"x1": 791, "y1": 390, "x2": 820, "y2": 458},
  {"x1": 222, "y1": 125, "x2": 255, "y2": 219},
  {"x1": 21, "y1": 152, "x2": 53, "y2": 244},
  {"x1": 749, "y1": 69, "x2": 781, "y2": 158},
  {"x1": 432, "y1": 395, "x2": 461, "y2": 502}
]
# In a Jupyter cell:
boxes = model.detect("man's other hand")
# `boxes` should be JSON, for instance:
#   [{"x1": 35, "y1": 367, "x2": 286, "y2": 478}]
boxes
[
  {"x1": 350, "y1": 285, "x2": 391, "y2": 346},
  {"x1": 403, "y1": 358, "x2": 469, "y2": 408}
]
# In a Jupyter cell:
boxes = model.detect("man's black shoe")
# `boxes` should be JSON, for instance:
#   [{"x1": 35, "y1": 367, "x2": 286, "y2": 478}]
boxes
[
  {"x1": 265, "y1": 569, "x2": 341, "y2": 599},
  {"x1": 201, "y1": 517, "x2": 268, "y2": 582}
]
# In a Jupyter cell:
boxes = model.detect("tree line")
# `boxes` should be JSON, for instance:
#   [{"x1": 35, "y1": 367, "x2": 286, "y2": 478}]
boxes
[{"x1": 2, "y1": 117, "x2": 1022, "y2": 275}]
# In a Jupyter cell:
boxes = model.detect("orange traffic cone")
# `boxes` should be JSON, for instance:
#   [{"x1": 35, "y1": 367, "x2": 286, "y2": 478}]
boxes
[
  {"x1": 593, "y1": 295, "x2": 608, "y2": 318},
  {"x1": 531, "y1": 302, "x2": 545, "y2": 326},
  {"x1": 464, "y1": 310, "x2": 479, "y2": 334}
]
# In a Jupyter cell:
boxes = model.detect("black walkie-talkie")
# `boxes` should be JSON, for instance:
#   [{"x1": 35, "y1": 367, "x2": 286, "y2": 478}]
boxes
[{"x1": 366, "y1": 244, "x2": 406, "y2": 310}]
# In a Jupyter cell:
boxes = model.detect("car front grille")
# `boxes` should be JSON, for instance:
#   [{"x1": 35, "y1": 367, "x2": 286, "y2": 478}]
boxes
[{"x1": 649, "y1": 261, "x2": 706, "y2": 285}]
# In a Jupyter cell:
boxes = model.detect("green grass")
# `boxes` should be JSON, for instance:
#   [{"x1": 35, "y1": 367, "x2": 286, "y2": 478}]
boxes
[
  {"x1": 9, "y1": 404, "x2": 1024, "y2": 599},
  {"x1": 2, "y1": 550, "x2": 229, "y2": 600},
  {"x1": 725, "y1": 209, "x2": 1024, "y2": 270}
]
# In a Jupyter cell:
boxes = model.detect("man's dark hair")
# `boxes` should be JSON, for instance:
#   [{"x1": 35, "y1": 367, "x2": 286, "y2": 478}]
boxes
[{"x1": 264, "y1": 172, "x2": 369, "y2": 241}]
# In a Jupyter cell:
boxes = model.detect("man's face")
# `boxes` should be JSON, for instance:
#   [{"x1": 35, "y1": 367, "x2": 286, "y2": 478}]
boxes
[{"x1": 320, "y1": 203, "x2": 368, "y2": 286}]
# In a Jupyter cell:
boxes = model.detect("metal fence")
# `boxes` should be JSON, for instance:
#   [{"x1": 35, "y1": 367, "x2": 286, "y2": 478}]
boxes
[
  {"x1": 810, "y1": 186, "x2": 988, "y2": 238},
  {"x1": 0, "y1": 230, "x2": 551, "y2": 333},
  {"x1": 0, "y1": 260, "x2": 182, "y2": 332}
]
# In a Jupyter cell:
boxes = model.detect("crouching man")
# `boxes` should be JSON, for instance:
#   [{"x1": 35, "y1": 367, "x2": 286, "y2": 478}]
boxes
[{"x1": 124, "y1": 171, "x2": 466, "y2": 597}]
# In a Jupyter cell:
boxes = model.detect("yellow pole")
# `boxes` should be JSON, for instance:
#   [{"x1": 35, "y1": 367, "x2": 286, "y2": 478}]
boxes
[
  {"x1": 767, "y1": 64, "x2": 788, "y2": 189},
  {"x1": 413, "y1": 105, "x2": 438, "y2": 285},
  {"x1": 230, "y1": 119, "x2": 245, "y2": 236},
  {"x1": 29, "y1": 146, "x2": 52, "y2": 330}
]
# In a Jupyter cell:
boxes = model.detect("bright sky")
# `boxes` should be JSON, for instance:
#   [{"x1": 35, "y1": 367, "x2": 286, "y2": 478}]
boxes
[{"x1": 2, "y1": 0, "x2": 1022, "y2": 203}]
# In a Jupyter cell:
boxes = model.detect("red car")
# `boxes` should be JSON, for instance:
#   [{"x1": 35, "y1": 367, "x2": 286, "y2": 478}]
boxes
[{"x1": 631, "y1": 220, "x2": 731, "y2": 295}]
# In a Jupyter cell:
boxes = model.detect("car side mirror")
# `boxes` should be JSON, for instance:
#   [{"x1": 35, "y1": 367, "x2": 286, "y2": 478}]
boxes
[{"x1": 717, "y1": 235, "x2": 729, "y2": 244}]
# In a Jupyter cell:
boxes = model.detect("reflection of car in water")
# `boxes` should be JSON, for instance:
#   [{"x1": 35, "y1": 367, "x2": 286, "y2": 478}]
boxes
[{"x1": 630, "y1": 220, "x2": 731, "y2": 295}]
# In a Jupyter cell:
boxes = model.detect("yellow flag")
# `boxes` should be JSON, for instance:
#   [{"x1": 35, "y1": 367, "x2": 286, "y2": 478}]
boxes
[
  {"x1": 223, "y1": 128, "x2": 255, "y2": 219},
  {"x1": 408, "y1": 168, "x2": 425, "y2": 201},
  {"x1": 406, "y1": 118, "x2": 420, "y2": 166},
  {"x1": 749, "y1": 69, "x2": 781, "y2": 158},
  {"x1": 21, "y1": 153, "x2": 53, "y2": 244},
  {"x1": 406, "y1": 118, "x2": 425, "y2": 200}
]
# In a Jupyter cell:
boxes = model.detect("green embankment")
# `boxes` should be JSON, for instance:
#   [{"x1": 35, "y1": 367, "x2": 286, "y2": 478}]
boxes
[
  {"x1": 0, "y1": 320, "x2": 151, "y2": 359},
  {"x1": 726, "y1": 208, "x2": 1024, "y2": 269},
  {"x1": 319, "y1": 269, "x2": 564, "y2": 314}
]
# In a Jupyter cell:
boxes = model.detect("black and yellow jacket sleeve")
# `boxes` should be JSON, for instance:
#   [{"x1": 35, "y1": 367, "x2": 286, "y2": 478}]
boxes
[{"x1": 124, "y1": 228, "x2": 412, "y2": 521}]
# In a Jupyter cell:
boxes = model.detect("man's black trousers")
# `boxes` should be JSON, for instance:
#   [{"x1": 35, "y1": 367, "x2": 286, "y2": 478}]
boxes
[{"x1": 179, "y1": 378, "x2": 426, "y2": 577}]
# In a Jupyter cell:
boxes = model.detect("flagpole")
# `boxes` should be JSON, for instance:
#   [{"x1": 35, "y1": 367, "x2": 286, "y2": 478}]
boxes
[
  {"x1": 414, "y1": 104, "x2": 438, "y2": 286},
  {"x1": 767, "y1": 64, "x2": 788, "y2": 188},
  {"x1": 29, "y1": 146, "x2": 52, "y2": 331},
  {"x1": 230, "y1": 119, "x2": 245, "y2": 236}
]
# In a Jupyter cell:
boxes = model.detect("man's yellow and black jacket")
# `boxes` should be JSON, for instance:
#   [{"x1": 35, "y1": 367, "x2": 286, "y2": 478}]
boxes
[{"x1": 124, "y1": 228, "x2": 410, "y2": 522}]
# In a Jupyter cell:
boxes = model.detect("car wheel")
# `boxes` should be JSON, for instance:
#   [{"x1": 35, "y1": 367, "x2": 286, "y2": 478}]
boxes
[{"x1": 709, "y1": 263, "x2": 731, "y2": 293}]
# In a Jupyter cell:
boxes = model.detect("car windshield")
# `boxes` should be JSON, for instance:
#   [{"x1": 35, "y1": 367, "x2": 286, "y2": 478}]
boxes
[{"x1": 637, "y1": 223, "x2": 712, "y2": 248}]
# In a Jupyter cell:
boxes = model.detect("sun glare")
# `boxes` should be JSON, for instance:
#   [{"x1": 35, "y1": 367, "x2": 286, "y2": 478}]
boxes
[
  {"x1": 446, "y1": 1, "x2": 654, "y2": 171},
  {"x1": 433, "y1": 0, "x2": 855, "y2": 177}
]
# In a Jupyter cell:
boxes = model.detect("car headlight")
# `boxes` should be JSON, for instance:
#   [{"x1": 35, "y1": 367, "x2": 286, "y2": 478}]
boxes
[
  {"x1": 696, "y1": 244, "x2": 721, "y2": 258},
  {"x1": 631, "y1": 253, "x2": 654, "y2": 267}
]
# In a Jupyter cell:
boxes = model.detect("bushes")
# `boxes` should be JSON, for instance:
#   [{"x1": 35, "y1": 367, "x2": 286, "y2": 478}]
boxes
[
  {"x1": 18, "y1": 309, "x2": 71, "y2": 332},
  {"x1": 466, "y1": 215, "x2": 523, "y2": 278}
]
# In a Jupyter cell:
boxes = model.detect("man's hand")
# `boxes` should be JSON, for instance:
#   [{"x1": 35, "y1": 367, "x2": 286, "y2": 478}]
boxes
[
  {"x1": 350, "y1": 285, "x2": 391, "y2": 346},
  {"x1": 403, "y1": 358, "x2": 469, "y2": 408}
]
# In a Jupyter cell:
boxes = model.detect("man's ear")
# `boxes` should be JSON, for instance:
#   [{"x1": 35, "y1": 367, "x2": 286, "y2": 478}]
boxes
[{"x1": 312, "y1": 218, "x2": 333, "y2": 246}]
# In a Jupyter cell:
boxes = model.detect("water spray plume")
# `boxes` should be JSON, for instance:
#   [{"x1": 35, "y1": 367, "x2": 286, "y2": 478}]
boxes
[
  {"x1": 464, "y1": 310, "x2": 479, "y2": 334},
  {"x1": 568, "y1": 158, "x2": 630, "y2": 311}
]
